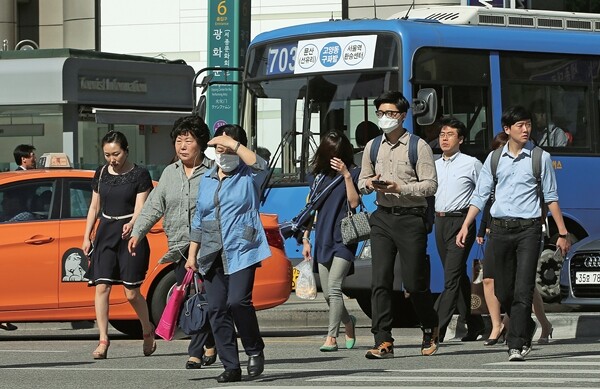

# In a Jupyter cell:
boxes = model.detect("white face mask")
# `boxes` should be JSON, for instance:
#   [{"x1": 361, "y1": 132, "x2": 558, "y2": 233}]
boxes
[
  {"x1": 215, "y1": 153, "x2": 240, "y2": 172},
  {"x1": 378, "y1": 117, "x2": 400, "y2": 134}
]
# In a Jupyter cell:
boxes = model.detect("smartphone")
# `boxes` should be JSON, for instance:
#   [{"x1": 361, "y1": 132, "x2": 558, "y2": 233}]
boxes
[
  {"x1": 87, "y1": 243, "x2": 95, "y2": 257},
  {"x1": 372, "y1": 180, "x2": 388, "y2": 186}
]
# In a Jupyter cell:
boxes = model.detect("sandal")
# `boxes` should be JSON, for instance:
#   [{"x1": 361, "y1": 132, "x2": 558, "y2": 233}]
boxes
[
  {"x1": 93, "y1": 340, "x2": 110, "y2": 360},
  {"x1": 143, "y1": 325, "x2": 157, "y2": 356}
]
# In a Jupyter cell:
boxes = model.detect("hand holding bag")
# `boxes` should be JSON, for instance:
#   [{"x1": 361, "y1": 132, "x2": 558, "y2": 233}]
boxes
[
  {"x1": 340, "y1": 199, "x2": 371, "y2": 245},
  {"x1": 178, "y1": 273, "x2": 210, "y2": 336},
  {"x1": 294, "y1": 260, "x2": 317, "y2": 300},
  {"x1": 155, "y1": 268, "x2": 194, "y2": 341},
  {"x1": 470, "y1": 245, "x2": 489, "y2": 315}
]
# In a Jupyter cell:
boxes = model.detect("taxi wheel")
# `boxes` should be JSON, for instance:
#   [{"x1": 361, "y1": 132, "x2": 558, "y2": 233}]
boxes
[
  {"x1": 149, "y1": 270, "x2": 177, "y2": 325},
  {"x1": 109, "y1": 319, "x2": 143, "y2": 338}
]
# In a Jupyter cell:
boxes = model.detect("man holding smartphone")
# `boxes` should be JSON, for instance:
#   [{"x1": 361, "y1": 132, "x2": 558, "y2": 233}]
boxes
[{"x1": 358, "y1": 91, "x2": 439, "y2": 358}]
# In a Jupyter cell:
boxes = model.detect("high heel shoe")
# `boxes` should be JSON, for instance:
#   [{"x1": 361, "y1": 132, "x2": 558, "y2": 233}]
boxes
[
  {"x1": 345, "y1": 315, "x2": 357, "y2": 349},
  {"x1": 483, "y1": 326, "x2": 507, "y2": 346},
  {"x1": 202, "y1": 347, "x2": 217, "y2": 366},
  {"x1": 143, "y1": 325, "x2": 157, "y2": 356},
  {"x1": 537, "y1": 326, "x2": 553, "y2": 344},
  {"x1": 93, "y1": 340, "x2": 110, "y2": 359}
]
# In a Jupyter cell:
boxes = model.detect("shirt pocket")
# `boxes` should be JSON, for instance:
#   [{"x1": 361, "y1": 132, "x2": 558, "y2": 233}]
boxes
[{"x1": 395, "y1": 160, "x2": 414, "y2": 181}]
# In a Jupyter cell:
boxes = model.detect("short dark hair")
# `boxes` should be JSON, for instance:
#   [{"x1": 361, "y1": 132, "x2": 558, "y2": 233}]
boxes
[
  {"x1": 491, "y1": 131, "x2": 509, "y2": 151},
  {"x1": 310, "y1": 130, "x2": 354, "y2": 177},
  {"x1": 171, "y1": 115, "x2": 210, "y2": 151},
  {"x1": 439, "y1": 116, "x2": 467, "y2": 139},
  {"x1": 373, "y1": 91, "x2": 410, "y2": 113},
  {"x1": 256, "y1": 147, "x2": 271, "y2": 162},
  {"x1": 214, "y1": 124, "x2": 248, "y2": 147},
  {"x1": 530, "y1": 99, "x2": 547, "y2": 114},
  {"x1": 13, "y1": 144, "x2": 35, "y2": 165},
  {"x1": 101, "y1": 131, "x2": 129, "y2": 152},
  {"x1": 501, "y1": 105, "x2": 532, "y2": 128},
  {"x1": 355, "y1": 121, "x2": 381, "y2": 147}
]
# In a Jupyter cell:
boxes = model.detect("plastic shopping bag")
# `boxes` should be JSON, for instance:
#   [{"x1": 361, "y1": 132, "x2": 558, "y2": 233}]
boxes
[{"x1": 294, "y1": 260, "x2": 317, "y2": 300}]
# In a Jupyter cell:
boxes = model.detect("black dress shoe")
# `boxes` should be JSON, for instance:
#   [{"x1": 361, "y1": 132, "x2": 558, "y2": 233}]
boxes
[
  {"x1": 216, "y1": 368, "x2": 242, "y2": 383},
  {"x1": 461, "y1": 327, "x2": 485, "y2": 342},
  {"x1": 185, "y1": 360, "x2": 203, "y2": 369},
  {"x1": 247, "y1": 351, "x2": 265, "y2": 378},
  {"x1": 202, "y1": 352, "x2": 217, "y2": 366}
]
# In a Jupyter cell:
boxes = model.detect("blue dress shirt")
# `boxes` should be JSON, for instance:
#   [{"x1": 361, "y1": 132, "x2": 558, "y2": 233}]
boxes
[
  {"x1": 434, "y1": 151, "x2": 482, "y2": 212},
  {"x1": 469, "y1": 141, "x2": 558, "y2": 219}
]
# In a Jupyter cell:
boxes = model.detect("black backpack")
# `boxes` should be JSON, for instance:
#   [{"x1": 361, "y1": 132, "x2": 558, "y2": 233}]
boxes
[{"x1": 369, "y1": 134, "x2": 436, "y2": 233}]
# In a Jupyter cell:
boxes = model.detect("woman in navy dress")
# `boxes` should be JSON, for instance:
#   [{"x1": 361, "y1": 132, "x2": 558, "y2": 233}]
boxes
[
  {"x1": 301, "y1": 130, "x2": 361, "y2": 351},
  {"x1": 82, "y1": 131, "x2": 155, "y2": 360}
]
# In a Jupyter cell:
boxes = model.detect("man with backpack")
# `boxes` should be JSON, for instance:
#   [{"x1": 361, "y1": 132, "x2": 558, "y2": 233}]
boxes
[
  {"x1": 358, "y1": 91, "x2": 439, "y2": 358},
  {"x1": 456, "y1": 105, "x2": 571, "y2": 362}
]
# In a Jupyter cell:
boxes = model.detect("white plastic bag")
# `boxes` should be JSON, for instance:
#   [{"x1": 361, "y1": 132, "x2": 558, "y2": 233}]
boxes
[{"x1": 294, "y1": 260, "x2": 317, "y2": 300}]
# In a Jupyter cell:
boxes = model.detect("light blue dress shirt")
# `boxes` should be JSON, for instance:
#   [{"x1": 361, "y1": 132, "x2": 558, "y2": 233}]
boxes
[
  {"x1": 434, "y1": 151, "x2": 482, "y2": 213},
  {"x1": 469, "y1": 141, "x2": 558, "y2": 219}
]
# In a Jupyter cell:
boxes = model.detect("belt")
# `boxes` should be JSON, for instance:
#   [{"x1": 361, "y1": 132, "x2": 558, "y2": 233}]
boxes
[
  {"x1": 491, "y1": 217, "x2": 540, "y2": 230},
  {"x1": 435, "y1": 209, "x2": 468, "y2": 217},
  {"x1": 377, "y1": 205, "x2": 426, "y2": 216},
  {"x1": 102, "y1": 212, "x2": 134, "y2": 221}
]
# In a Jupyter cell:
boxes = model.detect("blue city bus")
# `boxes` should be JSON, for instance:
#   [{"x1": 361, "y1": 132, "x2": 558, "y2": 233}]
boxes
[{"x1": 238, "y1": 5, "x2": 600, "y2": 324}]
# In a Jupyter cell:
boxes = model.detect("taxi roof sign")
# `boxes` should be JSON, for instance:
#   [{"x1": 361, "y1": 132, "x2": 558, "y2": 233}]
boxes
[{"x1": 38, "y1": 153, "x2": 73, "y2": 168}]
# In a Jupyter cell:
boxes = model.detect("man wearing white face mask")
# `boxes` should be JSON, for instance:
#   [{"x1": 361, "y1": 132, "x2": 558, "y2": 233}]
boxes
[{"x1": 358, "y1": 91, "x2": 439, "y2": 358}]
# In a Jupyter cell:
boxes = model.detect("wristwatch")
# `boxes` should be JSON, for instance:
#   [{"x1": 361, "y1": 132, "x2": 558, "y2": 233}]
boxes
[{"x1": 558, "y1": 233, "x2": 568, "y2": 239}]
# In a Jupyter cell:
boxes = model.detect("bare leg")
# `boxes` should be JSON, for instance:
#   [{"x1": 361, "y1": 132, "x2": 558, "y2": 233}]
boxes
[
  {"x1": 123, "y1": 287, "x2": 153, "y2": 334},
  {"x1": 483, "y1": 278, "x2": 504, "y2": 338},
  {"x1": 532, "y1": 288, "x2": 552, "y2": 339},
  {"x1": 95, "y1": 284, "x2": 112, "y2": 342}
]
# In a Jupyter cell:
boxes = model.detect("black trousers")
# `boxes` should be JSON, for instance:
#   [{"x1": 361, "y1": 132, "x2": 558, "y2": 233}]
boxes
[
  {"x1": 203, "y1": 254, "x2": 264, "y2": 370},
  {"x1": 433, "y1": 215, "x2": 484, "y2": 337},
  {"x1": 174, "y1": 259, "x2": 215, "y2": 358},
  {"x1": 370, "y1": 210, "x2": 438, "y2": 344},
  {"x1": 490, "y1": 220, "x2": 542, "y2": 350}
]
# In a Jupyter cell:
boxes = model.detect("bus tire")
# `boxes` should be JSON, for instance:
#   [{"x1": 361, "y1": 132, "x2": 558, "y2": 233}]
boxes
[
  {"x1": 354, "y1": 290, "x2": 419, "y2": 328},
  {"x1": 537, "y1": 233, "x2": 578, "y2": 303}
]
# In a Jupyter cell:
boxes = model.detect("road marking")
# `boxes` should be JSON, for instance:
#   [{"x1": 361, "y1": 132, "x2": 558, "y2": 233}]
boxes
[
  {"x1": 490, "y1": 361, "x2": 600, "y2": 366},
  {"x1": 306, "y1": 375, "x2": 600, "y2": 383},
  {"x1": 0, "y1": 350, "x2": 67, "y2": 353}
]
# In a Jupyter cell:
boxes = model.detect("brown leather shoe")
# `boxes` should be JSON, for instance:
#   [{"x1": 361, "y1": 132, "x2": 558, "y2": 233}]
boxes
[
  {"x1": 365, "y1": 341, "x2": 394, "y2": 359},
  {"x1": 421, "y1": 327, "x2": 440, "y2": 356}
]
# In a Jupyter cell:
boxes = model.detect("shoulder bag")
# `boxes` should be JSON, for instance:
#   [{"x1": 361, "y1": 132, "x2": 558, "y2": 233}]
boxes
[
  {"x1": 178, "y1": 273, "x2": 210, "y2": 335},
  {"x1": 340, "y1": 198, "x2": 371, "y2": 245}
]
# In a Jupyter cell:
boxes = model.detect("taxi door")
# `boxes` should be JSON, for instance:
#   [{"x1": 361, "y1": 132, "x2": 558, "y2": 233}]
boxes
[
  {"x1": 0, "y1": 181, "x2": 60, "y2": 311},
  {"x1": 57, "y1": 177, "x2": 101, "y2": 308}
]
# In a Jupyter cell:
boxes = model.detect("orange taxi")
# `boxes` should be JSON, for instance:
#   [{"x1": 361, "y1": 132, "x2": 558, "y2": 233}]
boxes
[{"x1": 0, "y1": 159, "x2": 291, "y2": 336}]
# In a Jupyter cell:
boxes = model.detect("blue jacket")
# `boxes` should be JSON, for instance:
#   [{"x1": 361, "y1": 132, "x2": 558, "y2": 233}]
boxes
[{"x1": 190, "y1": 157, "x2": 271, "y2": 275}]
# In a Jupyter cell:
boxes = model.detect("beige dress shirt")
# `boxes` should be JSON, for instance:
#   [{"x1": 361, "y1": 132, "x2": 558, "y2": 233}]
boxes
[{"x1": 358, "y1": 129, "x2": 437, "y2": 208}]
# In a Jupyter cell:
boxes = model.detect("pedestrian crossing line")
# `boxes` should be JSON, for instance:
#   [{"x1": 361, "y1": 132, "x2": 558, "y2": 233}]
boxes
[
  {"x1": 0, "y1": 349, "x2": 67, "y2": 353},
  {"x1": 382, "y1": 368, "x2": 600, "y2": 374},
  {"x1": 490, "y1": 361, "x2": 599, "y2": 366},
  {"x1": 306, "y1": 375, "x2": 600, "y2": 384}
]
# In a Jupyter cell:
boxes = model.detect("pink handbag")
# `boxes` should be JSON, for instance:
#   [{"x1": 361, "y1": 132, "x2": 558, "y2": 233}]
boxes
[{"x1": 155, "y1": 268, "x2": 194, "y2": 341}]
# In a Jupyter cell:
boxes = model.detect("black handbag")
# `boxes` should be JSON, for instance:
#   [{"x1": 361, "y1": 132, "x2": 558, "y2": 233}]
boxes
[
  {"x1": 178, "y1": 273, "x2": 210, "y2": 336},
  {"x1": 340, "y1": 199, "x2": 371, "y2": 245}
]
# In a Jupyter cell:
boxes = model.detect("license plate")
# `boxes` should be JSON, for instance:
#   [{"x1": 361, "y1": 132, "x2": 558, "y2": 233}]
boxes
[
  {"x1": 291, "y1": 267, "x2": 300, "y2": 290},
  {"x1": 575, "y1": 271, "x2": 600, "y2": 284}
]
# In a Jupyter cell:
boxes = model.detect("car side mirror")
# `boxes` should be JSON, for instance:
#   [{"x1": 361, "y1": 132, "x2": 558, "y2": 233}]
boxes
[{"x1": 413, "y1": 88, "x2": 438, "y2": 126}]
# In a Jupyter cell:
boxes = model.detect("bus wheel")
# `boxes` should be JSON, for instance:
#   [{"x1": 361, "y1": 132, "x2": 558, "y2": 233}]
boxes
[
  {"x1": 537, "y1": 233, "x2": 578, "y2": 303},
  {"x1": 354, "y1": 290, "x2": 419, "y2": 328}
]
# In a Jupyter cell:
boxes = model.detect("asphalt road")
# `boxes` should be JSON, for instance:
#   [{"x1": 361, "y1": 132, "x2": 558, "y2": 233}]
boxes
[{"x1": 1, "y1": 324, "x2": 600, "y2": 388}]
